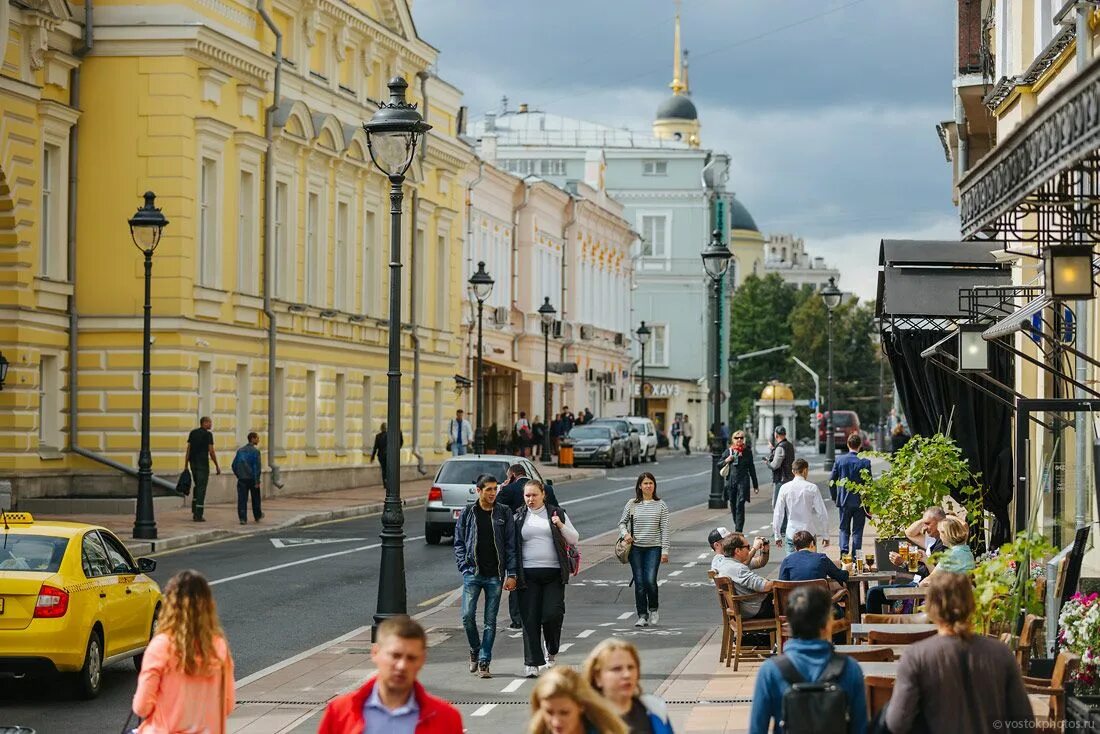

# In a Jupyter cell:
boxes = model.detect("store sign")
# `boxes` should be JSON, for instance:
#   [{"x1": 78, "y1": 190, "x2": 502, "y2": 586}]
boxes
[{"x1": 634, "y1": 382, "x2": 681, "y2": 398}]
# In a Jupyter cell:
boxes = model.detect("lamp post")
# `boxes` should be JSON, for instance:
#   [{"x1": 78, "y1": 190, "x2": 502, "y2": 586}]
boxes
[
  {"x1": 129, "y1": 191, "x2": 168, "y2": 540},
  {"x1": 701, "y1": 229, "x2": 732, "y2": 510},
  {"x1": 821, "y1": 276, "x2": 842, "y2": 471},
  {"x1": 362, "y1": 77, "x2": 431, "y2": 632},
  {"x1": 469, "y1": 262, "x2": 494, "y2": 454},
  {"x1": 636, "y1": 321, "x2": 651, "y2": 417},
  {"x1": 539, "y1": 297, "x2": 556, "y2": 464}
]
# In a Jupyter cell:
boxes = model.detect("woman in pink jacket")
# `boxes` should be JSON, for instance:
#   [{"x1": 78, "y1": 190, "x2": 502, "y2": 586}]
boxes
[{"x1": 132, "y1": 570, "x2": 235, "y2": 733}]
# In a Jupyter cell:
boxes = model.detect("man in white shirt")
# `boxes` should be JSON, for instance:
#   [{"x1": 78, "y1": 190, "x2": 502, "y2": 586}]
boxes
[
  {"x1": 773, "y1": 458, "x2": 830, "y2": 554},
  {"x1": 448, "y1": 410, "x2": 473, "y2": 456}
]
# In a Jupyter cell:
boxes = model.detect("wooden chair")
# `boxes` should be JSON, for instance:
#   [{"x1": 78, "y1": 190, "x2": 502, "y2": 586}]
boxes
[
  {"x1": 1014, "y1": 614, "x2": 1043, "y2": 675},
  {"x1": 866, "y1": 628, "x2": 937, "y2": 645},
  {"x1": 771, "y1": 579, "x2": 852, "y2": 651},
  {"x1": 863, "y1": 613, "x2": 929, "y2": 624},
  {"x1": 841, "y1": 646, "x2": 895, "y2": 662},
  {"x1": 712, "y1": 574, "x2": 731, "y2": 663},
  {"x1": 865, "y1": 676, "x2": 895, "y2": 720},
  {"x1": 714, "y1": 576, "x2": 780, "y2": 671},
  {"x1": 1023, "y1": 651, "x2": 1079, "y2": 726}
]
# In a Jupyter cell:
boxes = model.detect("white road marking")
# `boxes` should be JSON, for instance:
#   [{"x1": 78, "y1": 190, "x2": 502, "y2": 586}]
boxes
[
  {"x1": 558, "y1": 470, "x2": 709, "y2": 507},
  {"x1": 658, "y1": 580, "x2": 667, "y2": 586},
  {"x1": 558, "y1": 643, "x2": 574, "y2": 652},
  {"x1": 577, "y1": 629, "x2": 595, "y2": 638},
  {"x1": 697, "y1": 553, "x2": 709, "y2": 559},
  {"x1": 509, "y1": 632, "x2": 523, "y2": 638},
  {"x1": 618, "y1": 612, "x2": 633, "y2": 619},
  {"x1": 668, "y1": 570, "x2": 683, "y2": 577},
  {"x1": 501, "y1": 679, "x2": 525, "y2": 693},
  {"x1": 210, "y1": 536, "x2": 426, "y2": 586},
  {"x1": 683, "y1": 562, "x2": 697, "y2": 568},
  {"x1": 472, "y1": 704, "x2": 497, "y2": 717},
  {"x1": 599, "y1": 622, "x2": 614, "y2": 626},
  {"x1": 269, "y1": 537, "x2": 367, "y2": 548}
]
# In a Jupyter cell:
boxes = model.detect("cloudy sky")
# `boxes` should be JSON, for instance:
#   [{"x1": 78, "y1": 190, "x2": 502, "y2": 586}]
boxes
[{"x1": 413, "y1": 0, "x2": 959, "y2": 301}]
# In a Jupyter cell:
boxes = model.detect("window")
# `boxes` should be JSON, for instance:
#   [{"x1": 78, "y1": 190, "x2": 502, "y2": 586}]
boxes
[
  {"x1": 335, "y1": 200, "x2": 351, "y2": 311},
  {"x1": 305, "y1": 192, "x2": 322, "y2": 304},
  {"x1": 198, "y1": 361, "x2": 213, "y2": 420},
  {"x1": 361, "y1": 210, "x2": 376, "y2": 314},
  {"x1": 238, "y1": 170, "x2": 257, "y2": 294},
  {"x1": 639, "y1": 214, "x2": 668, "y2": 258},
  {"x1": 81, "y1": 533, "x2": 111, "y2": 578},
  {"x1": 642, "y1": 160, "x2": 668, "y2": 176},
  {"x1": 647, "y1": 324, "x2": 669, "y2": 367},
  {"x1": 335, "y1": 373, "x2": 347, "y2": 451},
  {"x1": 361, "y1": 376, "x2": 374, "y2": 449},
  {"x1": 199, "y1": 157, "x2": 219, "y2": 287},
  {"x1": 435, "y1": 233, "x2": 448, "y2": 329},
  {"x1": 1, "y1": 534, "x2": 67, "y2": 573},
  {"x1": 498, "y1": 159, "x2": 566, "y2": 176},
  {"x1": 40, "y1": 144, "x2": 61, "y2": 277},
  {"x1": 274, "y1": 181, "x2": 290, "y2": 299},
  {"x1": 236, "y1": 364, "x2": 250, "y2": 445},
  {"x1": 38, "y1": 355, "x2": 60, "y2": 450},
  {"x1": 98, "y1": 532, "x2": 134, "y2": 574},
  {"x1": 306, "y1": 369, "x2": 318, "y2": 452},
  {"x1": 274, "y1": 367, "x2": 286, "y2": 452}
]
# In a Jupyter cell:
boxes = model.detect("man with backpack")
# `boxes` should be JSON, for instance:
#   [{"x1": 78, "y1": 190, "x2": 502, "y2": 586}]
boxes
[
  {"x1": 514, "y1": 412, "x2": 532, "y2": 457},
  {"x1": 231, "y1": 432, "x2": 264, "y2": 525},
  {"x1": 748, "y1": 585, "x2": 867, "y2": 734}
]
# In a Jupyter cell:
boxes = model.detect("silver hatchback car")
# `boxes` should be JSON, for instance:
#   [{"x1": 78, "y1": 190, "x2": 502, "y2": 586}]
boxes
[{"x1": 424, "y1": 454, "x2": 547, "y2": 545}]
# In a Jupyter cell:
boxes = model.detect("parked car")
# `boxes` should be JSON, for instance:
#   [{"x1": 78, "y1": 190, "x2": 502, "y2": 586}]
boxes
[
  {"x1": 817, "y1": 410, "x2": 861, "y2": 453},
  {"x1": 589, "y1": 418, "x2": 642, "y2": 465},
  {"x1": 625, "y1": 417, "x2": 658, "y2": 463},
  {"x1": 567, "y1": 425, "x2": 626, "y2": 468},
  {"x1": 423, "y1": 454, "x2": 547, "y2": 545}
]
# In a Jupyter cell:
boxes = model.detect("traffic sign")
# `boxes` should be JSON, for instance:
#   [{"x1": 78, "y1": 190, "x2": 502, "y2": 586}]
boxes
[{"x1": 807, "y1": 399, "x2": 818, "y2": 409}]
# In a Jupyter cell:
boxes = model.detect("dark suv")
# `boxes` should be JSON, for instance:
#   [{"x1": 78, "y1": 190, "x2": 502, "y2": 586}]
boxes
[{"x1": 589, "y1": 418, "x2": 642, "y2": 465}]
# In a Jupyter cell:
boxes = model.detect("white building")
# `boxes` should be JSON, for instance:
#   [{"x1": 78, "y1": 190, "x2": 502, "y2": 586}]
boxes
[{"x1": 763, "y1": 233, "x2": 840, "y2": 290}]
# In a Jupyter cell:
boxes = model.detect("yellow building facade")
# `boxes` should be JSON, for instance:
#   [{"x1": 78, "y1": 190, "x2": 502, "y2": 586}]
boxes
[{"x1": 1, "y1": 0, "x2": 474, "y2": 503}]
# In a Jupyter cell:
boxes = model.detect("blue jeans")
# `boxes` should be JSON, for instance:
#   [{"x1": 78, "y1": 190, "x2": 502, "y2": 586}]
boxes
[
  {"x1": 838, "y1": 505, "x2": 867, "y2": 554},
  {"x1": 628, "y1": 545, "x2": 662, "y2": 617},
  {"x1": 461, "y1": 573, "x2": 502, "y2": 663},
  {"x1": 452, "y1": 443, "x2": 467, "y2": 456}
]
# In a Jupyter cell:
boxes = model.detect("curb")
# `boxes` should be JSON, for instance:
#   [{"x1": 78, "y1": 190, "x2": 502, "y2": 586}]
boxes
[{"x1": 127, "y1": 469, "x2": 599, "y2": 556}]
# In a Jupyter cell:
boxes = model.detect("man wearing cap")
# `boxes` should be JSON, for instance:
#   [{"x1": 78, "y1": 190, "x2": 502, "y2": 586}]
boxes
[
  {"x1": 708, "y1": 527, "x2": 768, "y2": 573},
  {"x1": 766, "y1": 426, "x2": 795, "y2": 540}
]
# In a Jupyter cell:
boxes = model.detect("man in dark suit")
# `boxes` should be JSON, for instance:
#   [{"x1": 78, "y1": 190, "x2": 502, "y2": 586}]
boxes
[
  {"x1": 829, "y1": 432, "x2": 872, "y2": 556},
  {"x1": 497, "y1": 464, "x2": 558, "y2": 510}
]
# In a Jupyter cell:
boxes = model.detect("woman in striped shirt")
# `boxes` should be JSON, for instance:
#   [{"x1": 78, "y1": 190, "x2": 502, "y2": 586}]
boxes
[{"x1": 618, "y1": 472, "x2": 670, "y2": 628}]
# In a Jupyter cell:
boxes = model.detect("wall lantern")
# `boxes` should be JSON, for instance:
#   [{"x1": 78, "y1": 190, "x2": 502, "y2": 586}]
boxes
[
  {"x1": 957, "y1": 323, "x2": 990, "y2": 373},
  {"x1": 1045, "y1": 244, "x2": 1095, "y2": 299}
]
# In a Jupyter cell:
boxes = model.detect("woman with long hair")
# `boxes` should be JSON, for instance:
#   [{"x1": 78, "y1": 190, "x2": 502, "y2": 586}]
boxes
[
  {"x1": 884, "y1": 572, "x2": 1033, "y2": 733},
  {"x1": 132, "y1": 570, "x2": 235, "y2": 733},
  {"x1": 618, "y1": 472, "x2": 670, "y2": 628},
  {"x1": 583, "y1": 640, "x2": 674, "y2": 734},
  {"x1": 918, "y1": 515, "x2": 975, "y2": 586},
  {"x1": 516, "y1": 478, "x2": 580, "y2": 678},
  {"x1": 527, "y1": 666, "x2": 627, "y2": 734}
]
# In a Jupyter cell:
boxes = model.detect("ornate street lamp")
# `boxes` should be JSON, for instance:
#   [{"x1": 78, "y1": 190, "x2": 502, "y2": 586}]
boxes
[
  {"x1": 129, "y1": 191, "x2": 168, "y2": 540},
  {"x1": 469, "y1": 261, "x2": 494, "y2": 454},
  {"x1": 636, "y1": 321, "x2": 651, "y2": 417},
  {"x1": 362, "y1": 76, "x2": 431, "y2": 632},
  {"x1": 539, "y1": 297, "x2": 557, "y2": 464},
  {"x1": 701, "y1": 229, "x2": 732, "y2": 510},
  {"x1": 0, "y1": 351, "x2": 9, "y2": 391},
  {"x1": 821, "y1": 276, "x2": 842, "y2": 471},
  {"x1": 957, "y1": 323, "x2": 990, "y2": 373}
]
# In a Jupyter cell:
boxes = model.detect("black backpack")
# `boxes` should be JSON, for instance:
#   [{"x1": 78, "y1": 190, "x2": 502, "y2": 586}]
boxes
[{"x1": 775, "y1": 653, "x2": 851, "y2": 734}]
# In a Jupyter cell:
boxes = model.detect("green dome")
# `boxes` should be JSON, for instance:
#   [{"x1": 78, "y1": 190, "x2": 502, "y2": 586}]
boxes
[
  {"x1": 729, "y1": 196, "x2": 758, "y2": 232},
  {"x1": 656, "y1": 95, "x2": 698, "y2": 121}
]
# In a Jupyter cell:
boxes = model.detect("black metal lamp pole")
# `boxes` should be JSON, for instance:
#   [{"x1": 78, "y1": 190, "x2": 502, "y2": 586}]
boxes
[
  {"x1": 128, "y1": 192, "x2": 168, "y2": 540},
  {"x1": 701, "y1": 230, "x2": 732, "y2": 510},
  {"x1": 363, "y1": 77, "x2": 430, "y2": 633},
  {"x1": 469, "y1": 262, "x2": 494, "y2": 454},
  {"x1": 821, "y1": 277, "x2": 842, "y2": 471},
  {"x1": 539, "y1": 298, "x2": 556, "y2": 464},
  {"x1": 636, "y1": 321, "x2": 651, "y2": 417}
]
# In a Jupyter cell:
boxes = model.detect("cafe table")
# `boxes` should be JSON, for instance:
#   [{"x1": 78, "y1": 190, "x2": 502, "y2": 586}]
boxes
[
  {"x1": 851, "y1": 623, "x2": 937, "y2": 640},
  {"x1": 844, "y1": 571, "x2": 897, "y2": 625},
  {"x1": 834, "y1": 644, "x2": 907, "y2": 660},
  {"x1": 856, "y1": 661, "x2": 900, "y2": 678},
  {"x1": 883, "y1": 586, "x2": 928, "y2": 601}
]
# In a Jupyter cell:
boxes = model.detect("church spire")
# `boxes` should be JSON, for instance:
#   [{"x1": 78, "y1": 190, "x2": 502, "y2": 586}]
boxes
[
  {"x1": 682, "y1": 49, "x2": 691, "y2": 95},
  {"x1": 670, "y1": 0, "x2": 686, "y2": 95}
]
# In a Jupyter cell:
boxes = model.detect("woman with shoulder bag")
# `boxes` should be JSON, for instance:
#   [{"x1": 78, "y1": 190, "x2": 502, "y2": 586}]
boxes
[
  {"x1": 515, "y1": 478, "x2": 580, "y2": 678},
  {"x1": 131, "y1": 569, "x2": 235, "y2": 734},
  {"x1": 618, "y1": 472, "x2": 670, "y2": 629},
  {"x1": 721, "y1": 431, "x2": 758, "y2": 533}
]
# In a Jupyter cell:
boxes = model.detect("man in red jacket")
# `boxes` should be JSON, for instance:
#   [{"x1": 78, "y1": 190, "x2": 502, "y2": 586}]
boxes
[{"x1": 317, "y1": 616, "x2": 463, "y2": 734}]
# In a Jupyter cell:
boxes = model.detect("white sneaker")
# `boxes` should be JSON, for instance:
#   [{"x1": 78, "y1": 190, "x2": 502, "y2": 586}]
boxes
[
  {"x1": 546, "y1": 654, "x2": 556, "y2": 666},
  {"x1": 634, "y1": 615, "x2": 649, "y2": 628},
  {"x1": 524, "y1": 665, "x2": 539, "y2": 678},
  {"x1": 539, "y1": 663, "x2": 553, "y2": 674},
  {"x1": 649, "y1": 611, "x2": 660, "y2": 626}
]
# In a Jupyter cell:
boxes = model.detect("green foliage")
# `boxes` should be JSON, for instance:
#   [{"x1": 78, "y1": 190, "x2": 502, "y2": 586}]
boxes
[
  {"x1": 971, "y1": 532, "x2": 1056, "y2": 636},
  {"x1": 854, "y1": 433, "x2": 983, "y2": 537}
]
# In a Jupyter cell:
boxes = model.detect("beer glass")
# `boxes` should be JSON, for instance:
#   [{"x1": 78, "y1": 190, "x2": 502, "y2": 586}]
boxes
[{"x1": 907, "y1": 545, "x2": 920, "y2": 573}]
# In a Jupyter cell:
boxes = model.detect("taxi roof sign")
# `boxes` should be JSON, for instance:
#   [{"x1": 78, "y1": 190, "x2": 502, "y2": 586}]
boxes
[{"x1": 1, "y1": 511, "x2": 34, "y2": 525}]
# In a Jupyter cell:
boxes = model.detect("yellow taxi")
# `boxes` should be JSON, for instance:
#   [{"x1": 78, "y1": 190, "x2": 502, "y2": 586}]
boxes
[{"x1": 0, "y1": 512, "x2": 162, "y2": 698}]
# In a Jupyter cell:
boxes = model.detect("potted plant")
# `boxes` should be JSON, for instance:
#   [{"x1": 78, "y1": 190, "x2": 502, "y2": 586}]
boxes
[
  {"x1": 851, "y1": 432, "x2": 983, "y2": 569},
  {"x1": 970, "y1": 531, "x2": 1054, "y2": 637},
  {"x1": 485, "y1": 423, "x2": 499, "y2": 454},
  {"x1": 1059, "y1": 592, "x2": 1100, "y2": 724}
]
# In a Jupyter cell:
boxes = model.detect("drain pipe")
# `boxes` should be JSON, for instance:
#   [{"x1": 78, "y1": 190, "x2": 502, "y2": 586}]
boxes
[
  {"x1": 1075, "y1": 2, "x2": 1093, "y2": 530},
  {"x1": 408, "y1": 189, "x2": 426, "y2": 476},
  {"x1": 63, "y1": 0, "x2": 175, "y2": 493},
  {"x1": 510, "y1": 179, "x2": 532, "y2": 363},
  {"x1": 257, "y1": 0, "x2": 284, "y2": 487}
]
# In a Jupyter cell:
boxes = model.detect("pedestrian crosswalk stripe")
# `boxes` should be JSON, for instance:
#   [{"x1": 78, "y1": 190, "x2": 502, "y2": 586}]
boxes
[
  {"x1": 577, "y1": 629, "x2": 595, "y2": 638},
  {"x1": 501, "y1": 679, "x2": 525, "y2": 693},
  {"x1": 599, "y1": 622, "x2": 614, "y2": 626},
  {"x1": 559, "y1": 643, "x2": 574, "y2": 652},
  {"x1": 668, "y1": 570, "x2": 683, "y2": 577},
  {"x1": 617, "y1": 612, "x2": 633, "y2": 619},
  {"x1": 471, "y1": 704, "x2": 497, "y2": 717}
]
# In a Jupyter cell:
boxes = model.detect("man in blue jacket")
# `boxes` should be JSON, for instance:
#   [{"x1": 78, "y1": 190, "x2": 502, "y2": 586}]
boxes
[
  {"x1": 829, "y1": 432, "x2": 872, "y2": 556},
  {"x1": 231, "y1": 432, "x2": 263, "y2": 525},
  {"x1": 453, "y1": 474, "x2": 517, "y2": 679},
  {"x1": 750, "y1": 585, "x2": 867, "y2": 734}
]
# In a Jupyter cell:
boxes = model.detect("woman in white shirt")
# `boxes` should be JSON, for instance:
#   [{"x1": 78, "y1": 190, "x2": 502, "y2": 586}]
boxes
[
  {"x1": 515, "y1": 479, "x2": 580, "y2": 678},
  {"x1": 618, "y1": 472, "x2": 670, "y2": 628}
]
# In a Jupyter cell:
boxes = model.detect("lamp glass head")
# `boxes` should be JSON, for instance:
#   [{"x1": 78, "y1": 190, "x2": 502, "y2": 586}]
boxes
[
  {"x1": 128, "y1": 191, "x2": 169, "y2": 252},
  {"x1": 469, "y1": 261, "x2": 495, "y2": 303},
  {"x1": 957, "y1": 325, "x2": 989, "y2": 372},
  {"x1": 636, "y1": 321, "x2": 651, "y2": 346},
  {"x1": 362, "y1": 77, "x2": 431, "y2": 177},
  {"x1": 821, "y1": 277, "x2": 842, "y2": 310},
  {"x1": 538, "y1": 297, "x2": 556, "y2": 325},
  {"x1": 1045, "y1": 244, "x2": 1095, "y2": 299},
  {"x1": 700, "y1": 229, "x2": 732, "y2": 281}
]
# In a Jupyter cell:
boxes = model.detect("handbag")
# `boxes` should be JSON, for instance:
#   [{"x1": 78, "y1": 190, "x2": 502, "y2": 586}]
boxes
[
  {"x1": 175, "y1": 470, "x2": 192, "y2": 496},
  {"x1": 614, "y1": 506, "x2": 634, "y2": 564},
  {"x1": 121, "y1": 711, "x2": 139, "y2": 734}
]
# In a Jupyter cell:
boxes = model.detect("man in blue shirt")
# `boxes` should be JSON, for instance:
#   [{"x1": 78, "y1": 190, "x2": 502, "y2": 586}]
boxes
[
  {"x1": 750, "y1": 585, "x2": 867, "y2": 734},
  {"x1": 828, "y1": 432, "x2": 872, "y2": 556},
  {"x1": 778, "y1": 530, "x2": 849, "y2": 585}
]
